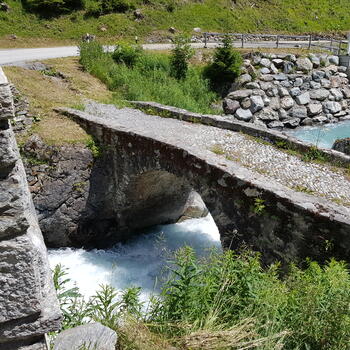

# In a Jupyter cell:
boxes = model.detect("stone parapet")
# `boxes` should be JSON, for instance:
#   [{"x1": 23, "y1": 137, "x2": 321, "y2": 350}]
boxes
[
  {"x1": 0, "y1": 67, "x2": 61, "y2": 350},
  {"x1": 130, "y1": 101, "x2": 350, "y2": 167}
]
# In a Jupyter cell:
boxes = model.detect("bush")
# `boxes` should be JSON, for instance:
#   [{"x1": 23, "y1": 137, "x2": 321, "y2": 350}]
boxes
[
  {"x1": 85, "y1": 0, "x2": 136, "y2": 16},
  {"x1": 203, "y1": 35, "x2": 242, "y2": 94},
  {"x1": 170, "y1": 35, "x2": 194, "y2": 80},
  {"x1": 112, "y1": 42, "x2": 143, "y2": 68},
  {"x1": 22, "y1": 0, "x2": 83, "y2": 14},
  {"x1": 80, "y1": 42, "x2": 218, "y2": 113}
]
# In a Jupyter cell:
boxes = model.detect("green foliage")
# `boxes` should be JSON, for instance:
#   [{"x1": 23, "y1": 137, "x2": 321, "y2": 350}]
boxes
[
  {"x1": 170, "y1": 35, "x2": 194, "y2": 80},
  {"x1": 302, "y1": 146, "x2": 327, "y2": 162},
  {"x1": 112, "y1": 42, "x2": 143, "y2": 67},
  {"x1": 22, "y1": 0, "x2": 83, "y2": 15},
  {"x1": 85, "y1": 0, "x2": 136, "y2": 16},
  {"x1": 252, "y1": 197, "x2": 266, "y2": 215},
  {"x1": 79, "y1": 41, "x2": 218, "y2": 113},
  {"x1": 86, "y1": 137, "x2": 101, "y2": 158},
  {"x1": 203, "y1": 35, "x2": 242, "y2": 94}
]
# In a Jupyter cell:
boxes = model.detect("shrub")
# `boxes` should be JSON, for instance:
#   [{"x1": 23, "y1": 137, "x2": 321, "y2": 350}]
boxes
[
  {"x1": 22, "y1": 0, "x2": 83, "y2": 15},
  {"x1": 85, "y1": 0, "x2": 136, "y2": 16},
  {"x1": 203, "y1": 35, "x2": 242, "y2": 94},
  {"x1": 112, "y1": 42, "x2": 143, "y2": 68},
  {"x1": 170, "y1": 35, "x2": 194, "y2": 80}
]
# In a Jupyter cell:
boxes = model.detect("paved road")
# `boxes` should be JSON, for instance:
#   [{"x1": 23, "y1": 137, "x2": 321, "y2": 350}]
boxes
[{"x1": 0, "y1": 40, "x2": 318, "y2": 66}]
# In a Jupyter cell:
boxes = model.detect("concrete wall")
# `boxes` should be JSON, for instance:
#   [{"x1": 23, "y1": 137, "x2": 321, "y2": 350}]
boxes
[{"x1": 0, "y1": 68, "x2": 61, "y2": 350}]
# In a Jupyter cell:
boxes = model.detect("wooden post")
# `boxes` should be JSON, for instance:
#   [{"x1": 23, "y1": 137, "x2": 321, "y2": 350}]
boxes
[
  {"x1": 347, "y1": 32, "x2": 350, "y2": 55},
  {"x1": 276, "y1": 35, "x2": 279, "y2": 48},
  {"x1": 338, "y1": 40, "x2": 342, "y2": 55},
  {"x1": 204, "y1": 32, "x2": 207, "y2": 49},
  {"x1": 330, "y1": 38, "x2": 333, "y2": 53},
  {"x1": 241, "y1": 34, "x2": 244, "y2": 48},
  {"x1": 308, "y1": 35, "x2": 312, "y2": 50}
]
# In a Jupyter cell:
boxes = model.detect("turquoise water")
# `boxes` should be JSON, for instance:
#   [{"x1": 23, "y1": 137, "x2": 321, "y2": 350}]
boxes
[{"x1": 286, "y1": 120, "x2": 350, "y2": 149}]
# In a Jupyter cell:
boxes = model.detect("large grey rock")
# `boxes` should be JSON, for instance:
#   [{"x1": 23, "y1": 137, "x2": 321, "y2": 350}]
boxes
[
  {"x1": 283, "y1": 117, "x2": 300, "y2": 128},
  {"x1": 238, "y1": 73, "x2": 252, "y2": 85},
  {"x1": 250, "y1": 95, "x2": 264, "y2": 113},
  {"x1": 328, "y1": 55, "x2": 339, "y2": 65},
  {"x1": 332, "y1": 138, "x2": 350, "y2": 155},
  {"x1": 289, "y1": 105, "x2": 308, "y2": 119},
  {"x1": 330, "y1": 88, "x2": 343, "y2": 101},
  {"x1": 290, "y1": 87, "x2": 301, "y2": 97},
  {"x1": 295, "y1": 92, "x2": 310, "y2": 105},
  {"x1": 54, "y1": 323, "x2": 117, "y2": 350},
  {"x1": 323, "y1": 101, "x2": 342, "y2": 114},
  {"x1": 178, "y1": 190, "x2": 209, "y2": 222},
  {"x1": 309, "y1": 89, "x2": 330, "y2": 101},
  {"x1": 260, "y1": 58, "x2": 271, "y2": 68},
  {"x1": 223, "y1": 98, "x2": 240, "y2": 114},
  {"x1": 255, "y1": 108, "x2": 279, "y2": 121},
  {"x1": 296, "y1": 57, "x2": 313, "y2": 72},
  {"x1": 312, "y1": 70, "x2": 325, "y2": 81},
  {"x1": 280, "y1": 97, "x2": 294, "y2": 110},
  {"x1": 235, "y1": 108, "x2": 253, "y2": 121},
  {"x1": 307, "y1": 103, "x2": 323, "y2": 116},
  {"x1": 227, "y1": 89, "x2": 252, "y2": 100}
]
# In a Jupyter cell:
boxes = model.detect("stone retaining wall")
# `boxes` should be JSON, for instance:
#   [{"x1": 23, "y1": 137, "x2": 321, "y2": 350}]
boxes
[
  {"x1": 130, "y1": 101, "x2": 350, "y2": 167},
  {"x1": 0, "y1": 68, "x2": 61, "y2": 350},
  {"x1": 224, "y1": 53, "x2": 350, "y2": 129}
]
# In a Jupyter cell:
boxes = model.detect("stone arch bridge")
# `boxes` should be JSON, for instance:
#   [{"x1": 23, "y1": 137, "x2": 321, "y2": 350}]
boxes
[{"x1": 58, "y1": 102, "x2": 350, "y2": 265}]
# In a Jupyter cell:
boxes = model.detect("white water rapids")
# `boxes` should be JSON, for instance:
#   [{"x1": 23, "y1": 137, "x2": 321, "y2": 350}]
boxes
[{"x1": 48, "y1": 215, "x2": 221, "y2": 302}]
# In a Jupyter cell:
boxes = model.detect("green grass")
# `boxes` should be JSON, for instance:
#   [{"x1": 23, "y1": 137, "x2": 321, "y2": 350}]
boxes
[
  {"x1": 2, "y1": 0, "x2": 350, "y2": 44},
  {"x1": 53, "y1": 248, "x2": 350, "y2": 350},
  {"x1": 79, "y1": 41, "x2": 218, "y2": 113}
]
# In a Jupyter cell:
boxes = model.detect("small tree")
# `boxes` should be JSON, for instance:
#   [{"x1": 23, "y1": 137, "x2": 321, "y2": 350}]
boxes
[
  {"x1": 203, "y1": 35, "x2": 242, "y2": 94},
  {"x1": 170, "y1": 35, "x2": 194, "y2": 80},
  {"x1": 112, "y1": 42, "x2": 143, "y2": 67}
]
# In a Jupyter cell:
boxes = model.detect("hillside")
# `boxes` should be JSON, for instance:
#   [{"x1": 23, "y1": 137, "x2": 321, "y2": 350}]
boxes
[{"x1": 0, "y1": 0, "x2": 350, "y2": 46}]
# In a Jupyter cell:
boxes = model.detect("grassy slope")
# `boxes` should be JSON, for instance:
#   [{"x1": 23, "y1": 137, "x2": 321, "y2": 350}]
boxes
[{"x1": 1, "y1": 0, "x2": 350, "y2": 45}]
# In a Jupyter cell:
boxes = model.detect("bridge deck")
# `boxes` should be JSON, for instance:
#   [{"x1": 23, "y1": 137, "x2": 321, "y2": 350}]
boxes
[{"x1": 84, "y1": 102, "x2": 350, "y2": 207}]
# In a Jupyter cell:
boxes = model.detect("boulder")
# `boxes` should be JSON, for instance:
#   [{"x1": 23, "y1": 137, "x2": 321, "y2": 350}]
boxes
[
  {"x1": 0, "y1": 2, "x2": 10, "y2": 11},
  {"x1": 283, "y1": 61, "x2": 295, "y2": 74},
  {"x1": 310, "y1": 81, "x2": 321, "y2": 89},
  {"x1": 241, "y1": 97, "x2": 251, "y2": 109},
  {"x1": 330, "y1": 88, "x2": 344, "y2": 101},
  {"x1": 294, "y1": 77, "x2": 303, "y2": 87},
  {"x1": 280, "y1": 97, "x2": 294, "y2": 110},
  {"x1": 245, "y1": 82, "x2": 260, "y2": 89},
  {"x1": 309, "y1": 89, "x2": 330, "y2": 101},
  {"x1": 328, "y1": 55, "x2": 340, "y2": 65},
  {"x1": 323, "y1": 101, "x2": 342, "y2": 114},
  {"x1": 260, "y1": 67, "x2": 270, "y2": 74},
  {"x1": 278, "y1": 86, "x2": 289, "y2": 97},
  {"x1": 296, "y1": 57, "x2": 313, "y2": 72},
  {"x1": 307, "y1": 103, "x2": 323, "y2": 116},
  {"x1": 223, "y1": 98, "x2": 240, "y2": 114},
  {"x1": 295, "y1": 92, "x2": 310, "y2": 105},
  {"x1": 290, "y1": 87, "x2": 301, "y2": 97},
  {"x1": 320, "y1": 79, "x2": 331, "y2": 89},
  {"x1": 342, "y1": 87, "x2": 350, "y2": 99},
  {"x1": 272, "y1": 58, "x2": 284, "y2": 68},
  {"x1": 260, "y1": 58, "x2": 271, "y2": 68},
  {"x1": 227, "y1": 89, "x2": 252, "y2": 100},
  {"x1": 255, "y1": 108, "x2": 279, "y2": 121},
  {"x1": 238, "y1": 73, "x2": 252, "y2": 85},
  {"x1": 289, "y1": 105, "x2": 307, "y2": 119},
  {"x1": 178, "y1": 190, "x2": 209, "y2": 222},
  {"x1": 250, "y1": 95, "x2": 264, "y2": 113},
  {"x1": 312, "y1": 71, "x2": 325, "y2": 81},
  {"x1": 301, "y1": 117, "x2": 314, "y2": 126},
  {"x1": 273, "y1": 73, "x2": 288, "y2": 81},
  {"x1": 283, "y1": 117, "x2": 300, "y2": 128},
  {"x1": 54, "y1": 323, "x2": 118, "y2": 350},
  {"x1": 235, "y1": 108, "x2": 253, "y2": 121},
  {"x1": 267, "y1": 120, "x2": 284, "y2": 129},
  {"x1": 309, "y1": 54, "x2": 320, "y2": 67}
]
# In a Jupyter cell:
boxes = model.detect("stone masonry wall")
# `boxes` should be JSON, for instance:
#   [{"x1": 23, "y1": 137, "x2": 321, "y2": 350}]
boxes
[
  {"x1": 0, "y1": 68, "x2": 61, "y2": 350},
  {"x1": 223, "y1": 53, "x2": 350, "y2": 129}
]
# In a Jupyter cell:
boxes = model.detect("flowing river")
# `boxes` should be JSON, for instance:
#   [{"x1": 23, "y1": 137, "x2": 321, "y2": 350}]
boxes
[
  {"x1": 286, "y1": 120, "x2": 350, "y2": 148},
  {"x1": 48, "y1": 215, "x2": 221, "y2": 302}
]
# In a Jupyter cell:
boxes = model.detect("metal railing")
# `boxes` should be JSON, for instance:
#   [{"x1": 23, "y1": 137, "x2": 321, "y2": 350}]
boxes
[{"x1": 203, "y1": 32, "x2": 349, "y2": 55}]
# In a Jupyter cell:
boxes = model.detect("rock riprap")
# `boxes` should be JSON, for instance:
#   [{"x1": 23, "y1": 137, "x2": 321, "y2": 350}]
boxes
[
  {"x1": 0, "y1": 67, "x2": 61, "y2": 350},
  {"x1": 223, "y1": 53, "x2": 350, "y2": 130}
]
